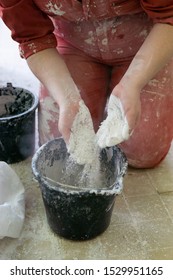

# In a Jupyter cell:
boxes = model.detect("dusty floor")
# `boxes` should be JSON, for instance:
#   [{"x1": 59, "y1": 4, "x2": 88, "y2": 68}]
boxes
[{"x1": 0, "y1": 20, "x2": 173, "y2": 260}]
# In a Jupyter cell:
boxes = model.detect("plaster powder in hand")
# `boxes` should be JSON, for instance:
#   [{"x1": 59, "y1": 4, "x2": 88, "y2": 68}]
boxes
[
  {"x1": 96, "y1": 95, "x2": 130, "y2": 148},
  {"x1": 67, "y1": 100, "x2": 99, "y2": 165},
  {"x1": 66, "y1": 100, "x2": 103, "y2": 188}
]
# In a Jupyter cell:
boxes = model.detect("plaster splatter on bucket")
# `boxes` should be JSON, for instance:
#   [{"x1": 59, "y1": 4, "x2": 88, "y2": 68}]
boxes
[
  {"x1": 32, "y1": 138, "x2": 128, "y2": 240},
  {"x1": 0, "y1": 83, "x2": 38, "y2": 163}
]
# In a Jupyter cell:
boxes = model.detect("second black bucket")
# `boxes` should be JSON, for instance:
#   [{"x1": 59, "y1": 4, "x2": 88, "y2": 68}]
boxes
[
  {"x1": 0, "y1": 83, "x2": 39, "y2": 163},
  {"x1": 32, "y1": 138, "x2": 128, "y2": 241}
]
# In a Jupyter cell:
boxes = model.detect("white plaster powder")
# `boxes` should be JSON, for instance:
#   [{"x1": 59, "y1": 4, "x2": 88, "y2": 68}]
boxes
[
  {"x1": 66, "y1": 96, "x2": 129, "y2": 188},
  {"x1": 67, "y1": 100, "x2": 99, "y2": 165},
  {"x1": 96, "y1": 95, "x2": 130, "y2": 148},
  {"x1": 67, "y1": 100, "x2": 102, "y2": 188}
]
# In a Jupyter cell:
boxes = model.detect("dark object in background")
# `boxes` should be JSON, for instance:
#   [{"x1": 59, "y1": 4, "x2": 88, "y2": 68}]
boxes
[{"x1": 0, "y1": 83, "x2": 38, "y2": 163}]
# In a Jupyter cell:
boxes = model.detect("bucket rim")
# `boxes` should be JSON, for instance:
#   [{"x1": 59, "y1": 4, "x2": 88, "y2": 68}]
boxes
[
  {"x1": 32, "y1": 138, "x2": 128, "y2": 195},
  {"x1": 0, "y1": 86, "x2": 39, "y2": 121}
]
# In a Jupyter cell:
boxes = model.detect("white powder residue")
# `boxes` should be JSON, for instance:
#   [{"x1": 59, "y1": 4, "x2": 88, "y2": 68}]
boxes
[
  {"x1": 45, "y1": 1, "x2": 65, "y2": 16},
  {"x1": 96, "y1": 95, "x2": 130, "y2": 148},
  {"x1": 66, "y1": 100, "x2": 103, "y2": 188},
  {"x1": 65, "y1": 97, "x2": 129, "y2": 189},
  {"x1": 67, "y1": 100, "x2": 99, "y2": 165}
]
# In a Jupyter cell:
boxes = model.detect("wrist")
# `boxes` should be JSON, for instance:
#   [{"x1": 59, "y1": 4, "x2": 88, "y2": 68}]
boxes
[
  {"x1": 112, "y1": 78, "x2": 141, "y2": 101},
  {"x1": 120, "y1": 72, "x2": 146, "y2": 93},
  {"x1": 49, "y1": 78, "x2": 81, "y2": 108},
  {"x1": 58, "y1": 92, "x2": 81, "y2": 112}
]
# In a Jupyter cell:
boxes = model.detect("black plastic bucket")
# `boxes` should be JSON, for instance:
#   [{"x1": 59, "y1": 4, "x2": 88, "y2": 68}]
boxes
[
  {"x1": 32, "y1": 138, "x2": 128, "y2": 240},
  {"x1": 0, "y1": 83, "x2": 39, "y2": 163}
]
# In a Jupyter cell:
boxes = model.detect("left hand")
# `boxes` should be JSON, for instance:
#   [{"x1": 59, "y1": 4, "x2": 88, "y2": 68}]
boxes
[
  {"x1": 96, "y1": 82, "x2": 141, "y2": 148},
  {"x1": 112, "y1": 82, "x2": 141, "y2": 132}
]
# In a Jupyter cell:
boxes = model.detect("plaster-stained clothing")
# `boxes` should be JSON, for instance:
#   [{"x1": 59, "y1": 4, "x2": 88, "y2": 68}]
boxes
[
  {"x1": 1, "y1": 0, "x2": 173, "y2": 168},
  {"x1": 1, "y1": 1, "x2": 173, "y2": 58}
]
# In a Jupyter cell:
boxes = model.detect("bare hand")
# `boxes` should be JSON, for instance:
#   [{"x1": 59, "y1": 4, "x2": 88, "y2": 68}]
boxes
[
  {"x1": 58, "y1": 98, "x2": 81, "y2": 144},
  {"x1": 96, "y1": 82, "x2": 141, "y2": 148},
  {"x1": 111, "y1": 82, "x2": 141, "y2": 133}
]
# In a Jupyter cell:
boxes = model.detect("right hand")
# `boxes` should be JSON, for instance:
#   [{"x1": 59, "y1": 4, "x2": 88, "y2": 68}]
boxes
[{"x1": 58, "y1": 97, "x2": 82, "y2": 144}]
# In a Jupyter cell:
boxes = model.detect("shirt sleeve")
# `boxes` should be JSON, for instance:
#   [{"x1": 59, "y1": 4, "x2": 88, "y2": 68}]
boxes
[
  {"x1": 140, "y1": 0, "x2": 173, "y2": 25},
  {"x1": 0, "y1": 0, "x2": 57, "y2": 58}
]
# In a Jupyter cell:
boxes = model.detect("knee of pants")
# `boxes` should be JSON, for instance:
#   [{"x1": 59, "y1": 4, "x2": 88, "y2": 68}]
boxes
[
  {"x1": 120, "y1": 60, "x2": 173, "y2": 168},
  {"x1": 119, "y1": 95, "x2": 173, "y2": 169},
  {"x1": 120, "y1": 140, "x2": 171, "y2": 169}
]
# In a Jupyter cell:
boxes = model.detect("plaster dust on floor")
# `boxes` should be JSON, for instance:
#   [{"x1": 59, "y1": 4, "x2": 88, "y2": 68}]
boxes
[{"x1": 1, "y1": 19, "x2": 173, "y2": 260}]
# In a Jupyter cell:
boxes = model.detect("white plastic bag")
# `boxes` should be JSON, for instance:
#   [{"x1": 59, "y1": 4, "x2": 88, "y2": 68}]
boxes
[{"x1": 0, "y1": 161, "x2": 25, "y2": 239}]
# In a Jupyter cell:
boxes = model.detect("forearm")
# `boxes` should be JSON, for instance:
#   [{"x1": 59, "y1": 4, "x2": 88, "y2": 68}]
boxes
[
  {"x1": 27, "y1": 48, "x2": 80, "y2": 107},
  {"x1": 121, "y1": 23, "x2": 173, "y2": 90}
]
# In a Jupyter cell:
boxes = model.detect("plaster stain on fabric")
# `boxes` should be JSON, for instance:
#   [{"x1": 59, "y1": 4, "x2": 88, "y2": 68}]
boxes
[{"x1": 45, "y1": 1, "x2": 65, "y2": 16}]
